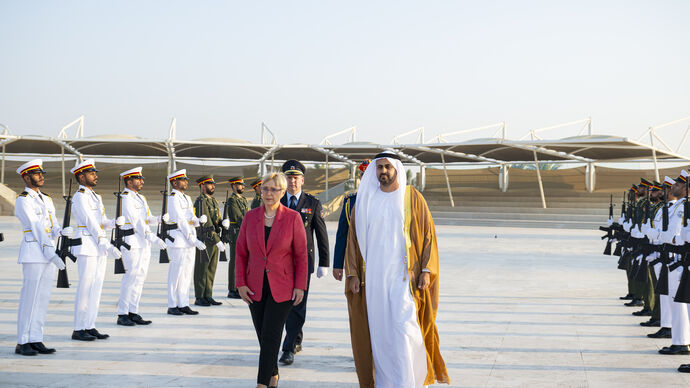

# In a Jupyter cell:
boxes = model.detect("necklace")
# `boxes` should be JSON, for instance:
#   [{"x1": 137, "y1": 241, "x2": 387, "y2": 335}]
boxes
[{"x1": 264, "y1": 212, "x2": 276, "y2": 219}]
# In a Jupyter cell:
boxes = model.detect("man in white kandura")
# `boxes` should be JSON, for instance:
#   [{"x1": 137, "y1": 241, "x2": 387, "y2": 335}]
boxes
[
  {"x1": 70, "y1": 159, "x2": 124, "y2": 341},
  {"x1": 165, "y1": 169, "x2": 207, "y2": 316},
  {"x1": 116, "y1": 167, "x2": 168, "y2": 326},
  {"x1": 345, "y1": 153, "x2": 448, "y2": 388},
  {"x1": 14, "y1": 159, "x2": 74, "y2": 355}
]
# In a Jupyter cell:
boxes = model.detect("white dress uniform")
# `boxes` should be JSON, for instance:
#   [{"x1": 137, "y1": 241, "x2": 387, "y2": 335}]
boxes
[
  {"x1": 166, "y1": 169, "x2": 204, "y2": 309},
  {"x1": 664, "y1": 172, "x2": 690, "y2": 346},
  {"x1": 14, "y1": 160, "x2": 62, "y2": 346},
  {"x1": 644, "y1": 195, "x2": 672, "y2": 328},
  {"x1": 70, "y1": 160, "x2": 120, "y2": 332}
]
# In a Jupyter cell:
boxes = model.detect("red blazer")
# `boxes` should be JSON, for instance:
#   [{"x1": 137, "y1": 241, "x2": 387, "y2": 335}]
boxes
[{"x1": 235, "y1": 204, "x2": 308, "y2": 303}]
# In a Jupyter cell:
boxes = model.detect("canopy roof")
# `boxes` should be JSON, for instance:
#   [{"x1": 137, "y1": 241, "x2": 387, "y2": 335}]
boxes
[{"x1": 0, "y1": 133, "x2": 685, "y2": 166}]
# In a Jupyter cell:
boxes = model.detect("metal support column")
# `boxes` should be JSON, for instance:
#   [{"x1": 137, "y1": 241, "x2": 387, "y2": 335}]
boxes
[
  {"x1": 499, "y1": 164, "x2": 509, "y2": 192},
  {"x1": 440, "y1": 154, "x2": 455, "y2": 207},
  {"x1": 61, "y1": 147, "x2": 66, "y2": 196},
  {"x1": 1, "y1": 144, "x2": 5, "y2": 184},
  {"x1": 586, "y1": 163, "x2": 596, "y2": 193},
  {"x1": 650, "y1": 131, "x2": 660, "y2": 182},
  {"x1": 533, "y1": 150, "x2": 547, "y2": 208},
  {"x1": 420, "y1": 165, "x2": 426, "y2": 192},
  {"x1": 325, "y1": 155, "x2": 329, "y2": 201}
]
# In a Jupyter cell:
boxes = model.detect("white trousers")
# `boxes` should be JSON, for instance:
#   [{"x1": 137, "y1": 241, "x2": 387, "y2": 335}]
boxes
[
  {"x1": 668, "y1": 267, "x2": 690, "y2": 345},
  {"x1": 167, "y1": 247, "x2": 194, "y2": 308},
  {"x1": 655, "y1": 263, "x2": 673, "y2": 328},
  {"x1": 17, "y1": 263, "x2": 55, "y2": 344},
  {"x1": 74, "y1": 255, "x2": 107, "y2": 330},
  {"x1": 118, "y1": 246, "x2": 151, "y2": 315}
]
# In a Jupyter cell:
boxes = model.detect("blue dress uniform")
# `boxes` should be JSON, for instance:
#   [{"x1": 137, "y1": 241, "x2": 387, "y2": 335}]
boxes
[
  {"x1": 333, "y1": 193, "x2": 357, "y2": 271},
  {"x1": 279, "y1": 160, "x2": 330, "y2": 361}
]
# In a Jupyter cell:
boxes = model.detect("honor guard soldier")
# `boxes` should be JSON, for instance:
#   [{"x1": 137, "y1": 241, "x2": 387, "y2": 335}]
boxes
[
  {"x1": 279, "y1": 159, "x2": 330, "y2": 365},
  {"x1": 332, "y1": 160, "x2": 369, "y2": 281},
  {"x1": 193, "y1": 175, "x2": 226, "y2": 306},
  {"x1": 116, "y1": 167, "x2": 168, "y2": 326},
  {"x1": 70, "y1": 159, "x2": 124, "y2": 341},
  {"x1": 224, "y1": 176, "x2": 249, "y2": 299},
  {"x1": 250, "y1": 178, "x2": 263, "y2": 209},
  {"x1": 165, "y1": 169, "x2": 207, "y2": 316},
  {"x1": 14, "y1": 159, "x2": 73, "y2": 355}
]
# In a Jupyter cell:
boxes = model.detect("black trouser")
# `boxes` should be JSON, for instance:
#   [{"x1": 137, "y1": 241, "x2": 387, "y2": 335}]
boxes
[
  {"x1": 282, "y1": 273, "x2": 311, "y2": 352},
  {"x1": 249, "y1": 274, "x2": 293, "y2": 385}
]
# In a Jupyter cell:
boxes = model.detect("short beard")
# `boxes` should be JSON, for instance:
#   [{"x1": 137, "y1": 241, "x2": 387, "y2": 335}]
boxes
[{"x1": 29, "y1": 174, "x2": 43, "y2": 188}]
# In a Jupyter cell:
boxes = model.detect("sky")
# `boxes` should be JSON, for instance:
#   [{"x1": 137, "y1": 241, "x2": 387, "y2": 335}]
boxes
[{"x1": 1, "y1": 1, "x2": 689, "y2": 149}]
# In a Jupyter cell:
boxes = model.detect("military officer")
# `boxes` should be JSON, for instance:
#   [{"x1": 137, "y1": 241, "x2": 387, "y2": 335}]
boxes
[
  {"x1": 193, "y1": 175, "x2": 226, "y2": 306},
  {"x1": 166, "y1": 169, "x2": 207, "y2": 316},
  {"x1": 224, "y1": 176, "x2": 249, "y2": 299},
  {"x1": 116, "y1": 167, "x2": 168, "y2": 326},
  {"x1": 279, "y1": 160, "x2": 330, "y2": 365},
  {"x1": 332, "y1": 160, "x2": 369, "y2": 281},
  {"x1": 70, "y1": 159, "x2": 124, "y2": 341},
  {"x1": 250, "y1": 178, "x2": 263, "y2": 209},
  {"x1": 14, "y1": 159, "x2": 73, "y2": 355}
]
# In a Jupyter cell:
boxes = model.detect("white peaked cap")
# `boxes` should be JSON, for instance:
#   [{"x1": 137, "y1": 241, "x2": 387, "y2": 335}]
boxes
[
  {"x1": 70, "y1": 159, "x2": 98, "y2": 175},
  {"x1": 16, "y1": 159, "x2": 45, "y2": 175}
]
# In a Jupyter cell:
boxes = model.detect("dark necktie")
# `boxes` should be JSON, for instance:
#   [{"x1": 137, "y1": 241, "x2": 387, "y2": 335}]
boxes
[{"x1": 290, "y1": 196, "x2": 297, "y2": 210}]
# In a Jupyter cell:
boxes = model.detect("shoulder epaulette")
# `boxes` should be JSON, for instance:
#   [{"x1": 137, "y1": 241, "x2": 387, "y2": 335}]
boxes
[
  {"x1": 42, "y1": 192, "x2": 50, "y2": 197},
  {"x1": 121, "y1": 191, "x2": 129, "y2": 195},
  {"x1": 77, "y1": 188, "x2": 85, "y2": 193},
  {"x1": 345, "y1": 191, "x2": 357, "y2": 199},
  {"x1": 17, "y1": 191, "x2": 28, "y2": 197},
  {"x1": 170, "y1": 192, "x2": 176, "y2": 196}
]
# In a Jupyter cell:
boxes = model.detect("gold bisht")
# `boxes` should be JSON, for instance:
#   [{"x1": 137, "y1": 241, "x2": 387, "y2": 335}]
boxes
[{"x1": 344, "y1": 186, "x2": 450, "y2": 386}]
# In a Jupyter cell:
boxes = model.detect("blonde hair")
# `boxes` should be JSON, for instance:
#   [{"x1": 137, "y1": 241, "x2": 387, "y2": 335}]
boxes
[{"x1": 262, "y1": 172, "x2": 287, "y2": 191}]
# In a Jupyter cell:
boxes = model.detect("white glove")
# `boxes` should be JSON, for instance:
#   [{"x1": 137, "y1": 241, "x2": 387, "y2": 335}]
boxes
[
  {"x1": 194, "y1": 240, "x2": 207, "y2": 250},
  {"x1": 115, "y1": 216, "x2": 125, "y2": 227},
  {"x1": 103, "y1": 218, "x2": 116, "y2": 231},
  {"x1": 682, "y1": 226, "x2": 690, "y2": 243},
  {"x1": 97, "y1": 238, "x2": 110, "y2": 256},
  {"x1": 191, "y1": 216, "x2": 200, "y2": 227},
  {"x1": 151, "y1": 236, "x2": 167, "y2": 250},
  {"x1": 317, "y1": 266, "x2": 328, "y2": 278},
  {"x1": 49, "y1": 255, "x2": 66, "y2": 270},
  {"x1": 107, "y1": 244, "x2": 122, "y2": 259},
  {"x1": 607, "y1": 217, "x2": 613, "y2": 226},
  {"x1": 199, "y1": 214, "x2": 207, "y2": 224},
  {"x1": 61, "y1": 226, "x2": 75, "y2": 239},
  {"x1": 222, "y1": 219, "x2": 230, "y2": 229},
  {"x1": 161, "y1": 213, "x2": 170, "y2": 223},
  {"x1": 216, "y1": 241, "x2": 225, "y2": 252},
  {"x1": 618, "y1": 216, "x2": 625, "y2": 225}
]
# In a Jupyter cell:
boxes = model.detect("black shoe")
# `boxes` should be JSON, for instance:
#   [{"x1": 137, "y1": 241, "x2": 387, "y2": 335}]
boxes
[
  {"x1": 71, "y1": 330, "x2": 96, "y2": 341},
  {"x1": 640, "y1": 319, "x2": 661, "y2": 327},
  {"x1": 167, "y1": 307, "x2": 183, "y2": 315},
  {"x1": 206, "y1": 297, "x2": 222, "y2": 306},
  {"x1": 227, "y1": 290, "x2": 241, "y2": 299},
  {"x1": 179, "y1": 306, "x2": 199, "y2": 315},
  {"x1": 29, "y1": 342, "x2": 55, "y2": 354},
  {"x1": 659, "y1": 344, "x2": 690, "y2": 355},
  {"x1": 619, "y1": 294, "x2": 634, "y2": 300},
  {"x1": 295, "y1": 344, "x2": 302, "y2": 353},
  {"x1": 117, "y1": 314, "x2": 136, "y2": 326},
  {"x1": 129, "y1": 313, "x2": 152, "y2": 325},
  {"x1": 648, "y1": 328, "x2": 672, "y2": 338},
  {"x1": 279, "y1": 351, "x2": 294, "y2": 365},
  {"x1": 87, "y1": 328, "x2": 109, "y2": 340},
  {"x1": 625, "y1": 299, "x2": 644, "y2": 307},
  {"x1": 632, "y1": 309, "x2": 653, "y2": 316},
  {"x1": 15, "y1": 343, "x2": 38, "y2": 356},
  {"x1": 194, "y1": 298, "x2": 210, "y2": 306},
  {"x1": 679, "y1": 364, "x2": 690, "y2": 373}
]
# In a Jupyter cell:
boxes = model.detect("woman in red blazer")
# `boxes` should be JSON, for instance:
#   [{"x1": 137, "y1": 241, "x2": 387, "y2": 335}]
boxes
[{"x1": 235, "y1": 172, "x2": 308, "y2": 388}]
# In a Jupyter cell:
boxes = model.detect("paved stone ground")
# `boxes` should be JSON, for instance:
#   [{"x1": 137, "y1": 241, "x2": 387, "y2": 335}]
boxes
[{"x1": 1, "y1": 217, "x2": 690, "y2": 387}]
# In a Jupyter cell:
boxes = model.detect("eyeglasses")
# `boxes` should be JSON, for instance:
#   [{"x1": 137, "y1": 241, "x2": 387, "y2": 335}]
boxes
[{"x1": 261, "y1": 187, "x2": 283, "y2": 193}]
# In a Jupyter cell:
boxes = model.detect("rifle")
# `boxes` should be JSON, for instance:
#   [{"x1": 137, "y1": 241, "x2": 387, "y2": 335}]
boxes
[
  {"x1": 621, "y1": 191, "x2": 626, "y2": 218},
  {"x1": 218, "y1": 190, "x2": 229, "y2": 262},
  {"x1": 196, "y1": 188, "x2": 212, "y2": 263},
  {"x1": 157, "y1": 181, "x2": 177, "y2": 263},
  {"x1": 56, "y1": 179, "x2": 80, "y2": 288},
  {"x1": 111, "y1": 179, "x2": 132, "y2": 274},
  {"x1": 685, "y1": 178, "x2": 689, "y2": 228}
]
